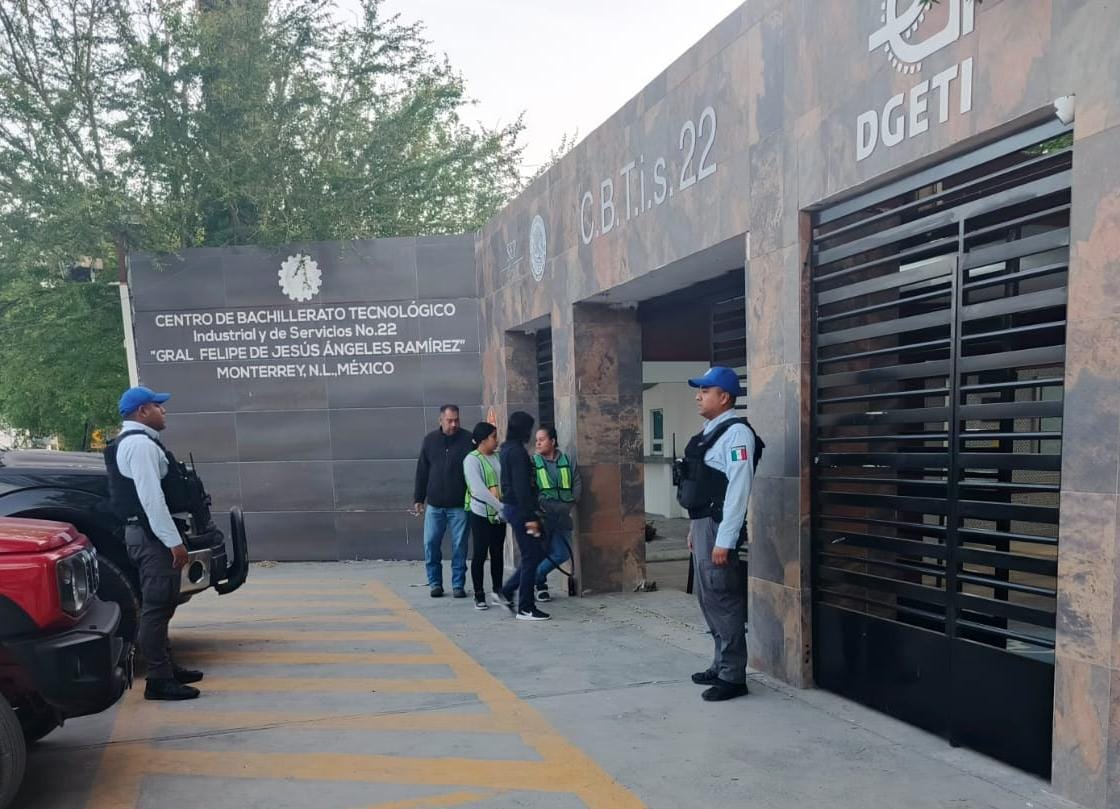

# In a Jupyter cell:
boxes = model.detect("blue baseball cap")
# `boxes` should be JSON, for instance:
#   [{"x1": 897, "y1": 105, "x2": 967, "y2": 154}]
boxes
[
  {"x1": 118, "y1": 386, "x2": 171, "y2": 417},
  {"x1": 687, "y1": 367, "x2": 743, "y2": 397}
]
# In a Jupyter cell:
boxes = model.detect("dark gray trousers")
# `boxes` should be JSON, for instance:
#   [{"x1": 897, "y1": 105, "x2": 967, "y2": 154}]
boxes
[
  {"x1": 690, "y1": 517, "x2": 747, "y2": 684},
  {"x1": 124, "y1": 525, "x2": 181, "y2": 680}
]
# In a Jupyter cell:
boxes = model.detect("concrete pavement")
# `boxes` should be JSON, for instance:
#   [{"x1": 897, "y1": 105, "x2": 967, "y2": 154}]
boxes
[{"x1": 16, "y1": 561, "x2": 1079, "y2": 809}]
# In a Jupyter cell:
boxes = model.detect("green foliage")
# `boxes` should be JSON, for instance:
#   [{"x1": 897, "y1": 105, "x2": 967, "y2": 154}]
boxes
[
  {"x1": 0, "y1": 0, "x2": 525, "y2": 447},
  {"x1": 1027, "y1": 133, "x2": 1074, "y2": 156}
]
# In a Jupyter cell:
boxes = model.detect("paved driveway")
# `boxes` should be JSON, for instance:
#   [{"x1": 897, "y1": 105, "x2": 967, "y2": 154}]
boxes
[{"x1": 14, "y1": 561, "x2": 1079, "y2": 809}]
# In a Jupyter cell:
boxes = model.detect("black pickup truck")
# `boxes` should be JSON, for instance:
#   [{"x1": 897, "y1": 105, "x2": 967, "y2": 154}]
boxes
[{"x1": 0, "y1": 449, "x2": 248, "y2": 642}]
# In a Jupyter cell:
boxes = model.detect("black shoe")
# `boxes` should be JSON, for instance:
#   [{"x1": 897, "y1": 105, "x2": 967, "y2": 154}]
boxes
[
  {"x1": 173, "y1": 666, "x2": 204, "y2": 684},
  {"x1": 536, "y1": 587, "x2": 551, "y2": 602},
  {"x1": 516, "y1": 608, "x2": 551, "y2": 621},
  {"x1": 701, "y1": 679, "x2": 749, "y2": 702},
  {"x1": 145, "y1": 678, "x2": 200, "y2": 701},
  {"x1": 474, "y1": 595, "x2": 489, "y2": 610},
  {"x1": 452, "y1": 588, "x2": 467, "y2": 599},
  {"x1": 430, "y1": 586, "x2": 444, "y2": 598},
  {"x1": 691, "y1": 669, "x2": 719, "y2": 686}
]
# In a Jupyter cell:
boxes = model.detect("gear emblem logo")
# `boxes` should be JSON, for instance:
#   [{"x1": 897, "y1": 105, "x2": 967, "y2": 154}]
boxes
[
  {"x1": 277, "y1": 254, "x2": 322, "y2": 302},
  {"x1": 529, "y1": 215, "x2": 547, "y2": 282},
  {"x1": 869, "y1": 0, "x2": 975, "y2": 75}
]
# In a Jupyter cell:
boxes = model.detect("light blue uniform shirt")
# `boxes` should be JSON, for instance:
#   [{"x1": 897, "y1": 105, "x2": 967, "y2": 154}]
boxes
[
  {"x1": 115, "y1": 421, "x2": 183, "y2": 549},
  {"x1": 701, "y1": 410, "x2": 756, "y2": 550}
]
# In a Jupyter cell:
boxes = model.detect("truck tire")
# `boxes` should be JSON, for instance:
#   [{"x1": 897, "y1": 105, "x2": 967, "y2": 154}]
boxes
[
  {"x1": 97, "y1": 555, "x2": 140, "y2": 644},
  {"x1": 0, "y1": 696, "x2": 26, "y2": 809}
]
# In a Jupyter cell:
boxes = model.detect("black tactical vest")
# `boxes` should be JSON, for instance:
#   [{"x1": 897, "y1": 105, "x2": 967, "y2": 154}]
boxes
[
  {"x1": 673, "y1": 417, "x2": 762, "y2": 522},
  {"x1": 104, "y1": 431, "x2": 208, "y2": 525}
]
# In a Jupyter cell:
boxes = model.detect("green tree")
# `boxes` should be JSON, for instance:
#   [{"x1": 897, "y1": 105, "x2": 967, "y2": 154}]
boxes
[{"x1": 0, "y1": 0, "x2": 525, "y2": 448}]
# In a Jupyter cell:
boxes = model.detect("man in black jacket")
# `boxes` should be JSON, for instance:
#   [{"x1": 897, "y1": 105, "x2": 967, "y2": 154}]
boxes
[{"x1": 413, "y1": 404, "x2": 474, "y2": 597}]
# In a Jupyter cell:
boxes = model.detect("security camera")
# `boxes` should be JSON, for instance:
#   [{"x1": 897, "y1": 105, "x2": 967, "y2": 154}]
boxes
[{"x1": 1053, "y1": 95, "x2": 1076, "y2": 126}]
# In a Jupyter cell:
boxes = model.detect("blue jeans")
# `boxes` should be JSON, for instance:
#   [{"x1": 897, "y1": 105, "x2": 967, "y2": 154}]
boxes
[
  {"x1": 423, "y1": 507, "x2": 469, "y2": 590},
  {"x1": 535, "y1": 527, "x2": 571, "y2": 588},
  {"x1": 501, "y1": 505, "x2": 544, "y2": 613}
]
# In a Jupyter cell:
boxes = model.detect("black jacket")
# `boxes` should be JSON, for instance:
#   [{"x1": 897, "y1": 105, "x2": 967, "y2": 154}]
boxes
[
  {"x1": 413, "y1": 428, "x2": 473, "y2": 508},
  {"x1": 499, "y1": 440, "x2": 537, "y2": 519}
]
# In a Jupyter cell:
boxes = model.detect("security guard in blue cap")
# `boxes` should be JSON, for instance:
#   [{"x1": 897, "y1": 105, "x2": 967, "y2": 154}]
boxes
[
  {"x1": 676, "y1": 367, "x2": 757, "y2": 701},
  {"x1": 104, "y1": 386, "x2": 204, "y2": 700}
]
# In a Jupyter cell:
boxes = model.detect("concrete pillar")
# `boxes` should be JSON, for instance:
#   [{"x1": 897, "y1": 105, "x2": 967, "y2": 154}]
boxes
[
  {"x1": 744, "y1": 224, "x2": 812, "y2": 685},
  {"x1": 1050, "y1": 122, "x2": 1120, "y2": 809},
  {"x1": 562, "y1": 302, "x2": 645, "y2": 593}
]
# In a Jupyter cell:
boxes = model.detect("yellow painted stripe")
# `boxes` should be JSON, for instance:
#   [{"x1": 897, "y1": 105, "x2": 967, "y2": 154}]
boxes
[
  {"x1": 226, "y1": 587, "x2": 378, "y2": 594},
  {"x1": 89, "y1": 577, "x2": 646, "y2": 809},
  {"x1": 356, "y1": 790, "x2": 498, "y2": 809},
  {"x1": 184, "y1": 599, "x2": 389, "y2": 609},
  {"x1": 139, "y1": 749, "x2": 591, "y2": 793},
  {"x1": 85, "y1": 695, "x2": 153, "y2": 809},
  {"x1": 171, "y1": 629, "x2": 428, "y2": 642},
  {"x1": 179, "y1": 613, "x2": 400, "y2": 625},
  {"x1": 181, "y1": 651, "x2": 445, "y2": 666},
  {"x1": 131, "y1": 709, "x2": 520, "y2": 734},
  {"x1": 200, "y1": 677, "x2": 473, "y2": 694},
  {"x1": 365, "y1": 582, "x2": 646, "y2": 809}
]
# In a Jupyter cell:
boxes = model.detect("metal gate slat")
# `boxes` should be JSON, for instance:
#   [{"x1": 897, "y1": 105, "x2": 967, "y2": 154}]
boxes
[{"x1": 815, "y1": 118, "x2": 1070, "y2": 226}]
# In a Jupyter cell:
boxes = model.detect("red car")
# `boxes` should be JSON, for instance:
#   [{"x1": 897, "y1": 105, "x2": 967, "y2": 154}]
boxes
[{"x1": 0, "y1": 517, "x2": 132, "y2": 809}]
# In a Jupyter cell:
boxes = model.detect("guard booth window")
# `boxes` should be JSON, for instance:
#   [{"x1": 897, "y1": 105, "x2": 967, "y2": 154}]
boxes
[{"x1": 809, "y1": 119, "x2": 1072, "y2": 778}]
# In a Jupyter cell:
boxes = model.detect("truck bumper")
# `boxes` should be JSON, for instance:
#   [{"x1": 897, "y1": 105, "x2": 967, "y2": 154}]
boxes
[
  {"x1": 5, "y1": 597, "x2": 132, "y2": 719},
  {"x1": 213, "y1": 507, "x2": 249, "y2": 595}
]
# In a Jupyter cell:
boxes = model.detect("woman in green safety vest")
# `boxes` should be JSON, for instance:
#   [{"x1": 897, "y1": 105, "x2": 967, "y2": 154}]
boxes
[
  {"x1": 532, "y1": 426, "x2": 582, "y2": 602},
  {"x1": 463, "y1": 422, "x2": 506, "y2": 609}
]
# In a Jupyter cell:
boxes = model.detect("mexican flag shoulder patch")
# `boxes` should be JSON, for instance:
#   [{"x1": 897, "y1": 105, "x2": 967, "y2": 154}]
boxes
[{"x1": 729, "y1": 446, "x2": 749, "y2": 463}]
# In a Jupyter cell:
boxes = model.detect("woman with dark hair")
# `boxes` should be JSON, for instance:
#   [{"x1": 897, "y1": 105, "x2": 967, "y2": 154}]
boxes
[
  {"x1": 495, "y1": 411, "x2": 550, "y2": 620},
  {"x1": 463, "y1": 422, "x2": 505, "y2": 610}
]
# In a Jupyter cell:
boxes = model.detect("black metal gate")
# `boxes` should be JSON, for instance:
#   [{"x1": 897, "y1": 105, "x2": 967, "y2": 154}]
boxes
[
  {"x1": 536, "y1": 328, "x2": 555, "y2": 429},
  {"x1": 810, "y1": 120, "x2": 1072, "y2": 777}
]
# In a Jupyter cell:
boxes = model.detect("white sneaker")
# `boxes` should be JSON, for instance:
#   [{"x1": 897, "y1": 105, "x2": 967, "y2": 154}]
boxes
[{"x1": 516, "y1": 608, "x2": 551, "y2": 621}]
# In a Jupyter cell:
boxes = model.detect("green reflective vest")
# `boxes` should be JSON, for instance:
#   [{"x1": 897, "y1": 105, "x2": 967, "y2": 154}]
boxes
[
  {"x1": 465, "y1": 450, "x2": 501, "y2": 523},
  {"x1": 533, "y1": 452, "x2": 574, "y2": 502}
]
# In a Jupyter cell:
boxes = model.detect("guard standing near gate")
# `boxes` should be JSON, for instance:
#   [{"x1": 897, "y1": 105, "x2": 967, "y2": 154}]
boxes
[
  {"x1": 674, "y1": 367, "x2": 759, "y2": 701},
  {"x1": 104, "y1": 386, "x2": 204, "y2": 701}
]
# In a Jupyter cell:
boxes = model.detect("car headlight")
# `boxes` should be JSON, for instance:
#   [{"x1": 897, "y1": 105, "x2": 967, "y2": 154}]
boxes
[{"x1": 57, "y1": 549, "x2": 96, "y2": 616}]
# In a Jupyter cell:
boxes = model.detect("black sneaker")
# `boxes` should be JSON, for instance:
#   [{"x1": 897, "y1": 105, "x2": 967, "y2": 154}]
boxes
[
  {"x1": 474, "y1": 594, "x2": 489, "y2": 610},
  {"x1": 144, "y1": 678, "x2": 200, "y2": 701},
  {"x1": 516, "y1": 608, "x2": 551, "y2": 621},
  {"x1": 452, "y1": 588, "x2": 468, "y2": 599},
  {"x1": 173, "y1": 666, "x2": 204, "y2": 684},
  {"x1": 701, "y1": 679, "x2": 748, "y2": 702},
  {"x1": 430, "y1": 586, "x2": 444, "y2": 598},
  {"x1": 536, "y1": 587, "x2": 551, "y2": 602}
]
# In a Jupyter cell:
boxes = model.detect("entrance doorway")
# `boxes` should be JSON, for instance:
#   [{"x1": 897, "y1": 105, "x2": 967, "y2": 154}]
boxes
[
  {"x1": 573, "y1": 235, "x2": 748, "y2": 592},
  {"x1": 810, "y1": 119, "x2": 1073, "y2": 776},
  {"x1": 639, "y1": 270, "x2": 746, "y2": 591}
]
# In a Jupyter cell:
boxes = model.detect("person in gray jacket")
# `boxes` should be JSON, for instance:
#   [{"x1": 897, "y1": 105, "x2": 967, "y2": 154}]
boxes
[{"x1": 463, "y1": 422, "x2": 506, "y2": 609}]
